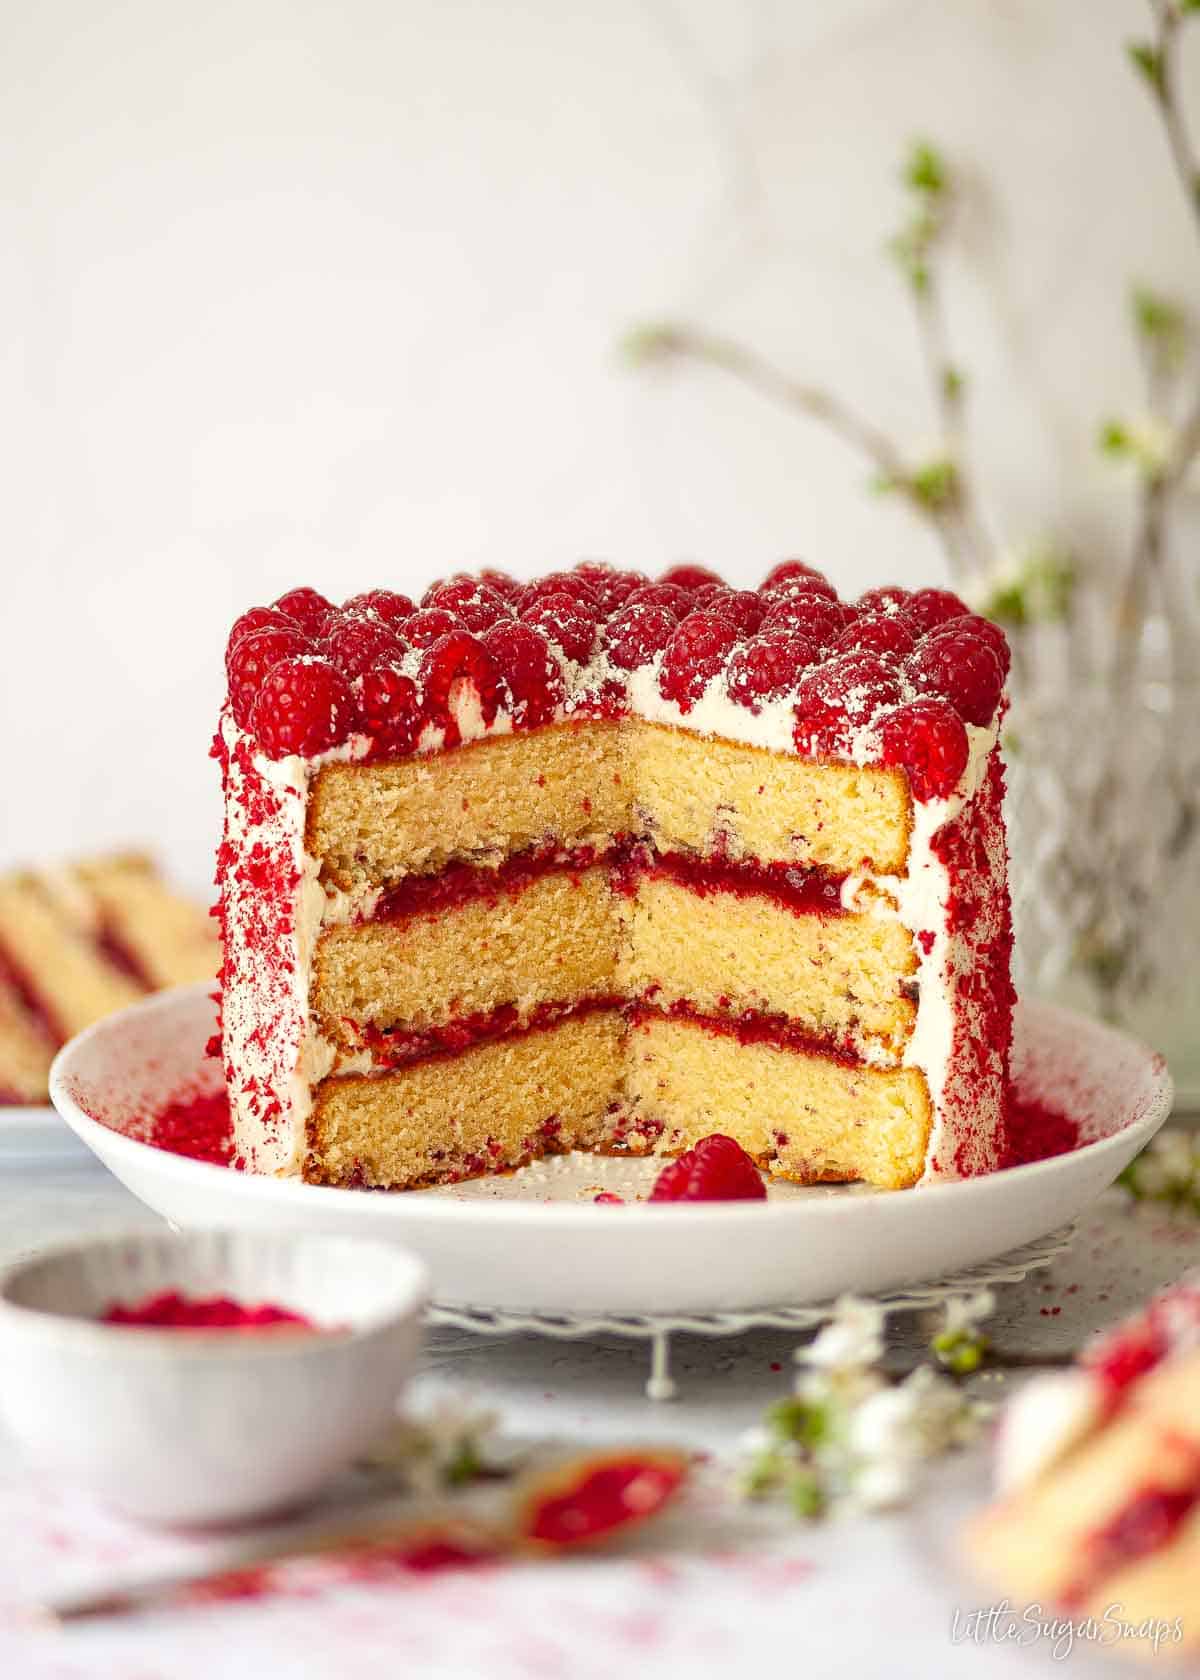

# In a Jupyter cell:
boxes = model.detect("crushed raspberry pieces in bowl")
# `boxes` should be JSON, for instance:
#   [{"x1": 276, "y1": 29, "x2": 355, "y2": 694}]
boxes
[
  {"x1": 103, "y1": 1291, "x2": 318, "y2": 1332},
  {"x1": 649, "y1": 1133, "x2": 767, "y2": 1202}
]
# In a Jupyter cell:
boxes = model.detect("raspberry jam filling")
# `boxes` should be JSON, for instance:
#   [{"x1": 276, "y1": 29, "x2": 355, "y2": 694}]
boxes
[
  {"x1": 371, "y1": 841, "x2": 625, "y2": 921},
  {"x1": 1062, "y1": 1476, "x2": 1200, "y2": 1610},
  {"x1": 616, "y1": 847, "x2": 848, "y2": 917},
  {"x1": 628, "y1": 999, "x2": 862, "y2": 1067},
  {"x1": 351, "y1": 995, "x2": 625, "y2": 1069},
  {"x1": 102, "y1": 1290, "x2": 316, "y2": 1331}
]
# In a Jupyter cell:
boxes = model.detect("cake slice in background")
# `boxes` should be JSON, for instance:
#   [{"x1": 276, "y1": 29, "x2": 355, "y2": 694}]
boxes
[
  {"x1": 0, "y1": 855, "x2": 218, "y2": 1106},
  {"x1": 968, "y1": 1274, "x2": 1200, "y2": 1651},
  {"x1": 214, "y1": 561, "x2": 1019, "y2": 1191}
]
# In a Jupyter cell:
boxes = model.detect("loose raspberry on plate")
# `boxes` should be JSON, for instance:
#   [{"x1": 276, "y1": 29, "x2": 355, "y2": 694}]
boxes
[
  {"x1": 341, "y1": 589, "x2": 416, "y2": 627},
  {"x1": 482, "y1": 620, "x2": 565, "y2": 727},
  {"x1": 359, "y1": 667, "x2": 421, "y2": 756},
  {"x1": 760, "y1": 591, "x2": 851, "y2": 649},
  {"x1": 325, "y1": 614, "x2": 407, "y2": 680},
  {"x1": 649, "y1": 1133, "x2": 767, "y2": 1202},
  {"x1": 272, "y1": 587, "x2": 336, "y2": 639},
  {"x1": 1085, "y1": 1324, "x2": 1167, "y2": 1397},
  {"x1": 404, "y1": 607, "x2": 463, "y2": 649},
  {"x1": 692, "y1": 586, "x2": 766, "y2": 636},
  {"x1": 624, "y1": 582, "x2": 694, "y2": 621},
  {"x1": 418, "y1": 629, "x2": 502, "y2": 744},
  {"x1": 227, "y1": 626, "x2": 313, "y2": 729},
  {"x1": 573, "y1": 561, "x2": 648, "y2": 614},
  {"x1": 879, "y1": 697, "x2": 969, "y2": 800},
  {"x1": 908, "y1": 631, "x2": 1004, "y2": 726},
  {"x1": 658, "y1": 562, "x2": 723, "y2": 593},
  {"x1": 250, "y1": 656, "x2": 357, "y2": 757},
  {"x1": 923, "y1": 612, "x2": 1011, "y2": 679},
  {"x1": 225, "y1": 607, "x2": 300, "y2": 667},
  {"x1": 903, "y1": 586, "x2": 970, "y2": 636},
  {"x1": 726, "y1": 631, "x2": 816, "y2": 711},
  {"x1": 593, "y1": 1192, "x2": 625, "y2": 1205},
  {"x1": 835, "y1": 611, "x2": 915, "y2": 660},
  {"x1": 421, "y1": 576, "x2": 512, "y2": 634},
  {"x1": 657, "y1": 612, "x2": 741, "y2": 712},
  {"x1": 523, "y1": 591, "x2": 598, "y2": 664},
  {"x1": 793, "y1": 651, "x2": 903, "y2": 755},
  {"x1": 605, "y1": 602, "x2": 678, "y2": 671}
]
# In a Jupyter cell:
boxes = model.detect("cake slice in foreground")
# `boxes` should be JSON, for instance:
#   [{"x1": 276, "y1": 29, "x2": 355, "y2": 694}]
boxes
[
  {"x1": 968, "y1": 1275, "x2": 1200, "y2": 1652},
  {"x1": 214, "y1": 562, "x2": 1016, "y2": 1189}
]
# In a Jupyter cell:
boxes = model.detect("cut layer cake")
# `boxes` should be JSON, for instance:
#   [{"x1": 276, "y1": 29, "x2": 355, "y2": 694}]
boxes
[{"x1": 214, "y1": 561, "x2": 1016, "y2": 1191}]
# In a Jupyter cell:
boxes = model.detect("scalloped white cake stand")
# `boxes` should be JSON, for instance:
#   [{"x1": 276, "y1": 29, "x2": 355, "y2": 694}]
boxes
[{"x1": 49, "y1": 985, "x2": 1169, "y2": 1330}]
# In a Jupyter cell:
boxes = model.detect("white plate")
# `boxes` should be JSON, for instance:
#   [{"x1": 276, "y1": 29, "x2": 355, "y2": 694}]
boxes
[
  {"x1": 0, "y1": 1103, "x2": 91, "y2": 1161},
  {"x1": 49, "y1": 983, "x2": 1172, "y2": 1316}
]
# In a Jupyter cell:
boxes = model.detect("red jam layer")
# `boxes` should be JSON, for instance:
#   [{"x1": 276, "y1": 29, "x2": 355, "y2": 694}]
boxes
[
  {"x1": 616, "y1": 848, "x2": 848, "y2": 917},
  {"x1": 103, "y1": 1289, "x2": 316, "y2": 1331},
  {"x1": 0, "y1": 941, "x2": 67, "y2": 1050},
  {"x1": 372, "y1": 841, "x2": 623, "y2": 921},
  {"x1": 353, "y1": 995, "x2": 625, "y2": 1069},
  {"x1": 1062, "y1": 1475, "x2": 1200, "y2": 1610},
  {"x1": 368, "y1": 840, "x2": 848, "y2": 924},
  {"x1": 628, "y1": 999, "x2": 862, "y2": 1068}
]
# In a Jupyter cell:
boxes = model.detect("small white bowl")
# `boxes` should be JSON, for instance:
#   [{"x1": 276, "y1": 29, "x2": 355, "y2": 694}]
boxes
[{"x1": 0, "y1": 1229, "x2": 428, "y2": 1527}]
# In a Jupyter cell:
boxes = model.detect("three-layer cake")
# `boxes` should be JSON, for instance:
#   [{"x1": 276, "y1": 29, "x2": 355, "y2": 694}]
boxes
[{"x1": 214, "y1": 561, "x2": 1015, "y2": 1190}]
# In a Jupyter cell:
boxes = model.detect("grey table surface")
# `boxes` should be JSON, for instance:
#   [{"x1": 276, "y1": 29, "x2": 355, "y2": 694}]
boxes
[{"x1": 0, "y1": 1148, "x2": 1196, "y2": 1679}]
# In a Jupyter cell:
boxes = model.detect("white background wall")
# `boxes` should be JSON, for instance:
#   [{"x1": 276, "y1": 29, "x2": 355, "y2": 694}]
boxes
[{"x1": 3, "y1": 0, "x2": 1197, "y2": 888}]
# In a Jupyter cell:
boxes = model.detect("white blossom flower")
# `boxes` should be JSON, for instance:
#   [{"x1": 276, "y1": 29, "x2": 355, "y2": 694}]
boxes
[
  {"x1": 798, "y1": 1296, "x2": 886, "y2": 1372},
  {"x1": 940, "y1": 1289, "x2": 995, "y2": 1337}
]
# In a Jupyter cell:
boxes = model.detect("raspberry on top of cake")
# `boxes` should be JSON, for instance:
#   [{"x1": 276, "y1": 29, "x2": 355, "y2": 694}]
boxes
[
  {"x1": 212, "y1": 560, "x2": 1016, "y2": 1193},
  {"x1": 968, "y1": 1273, "x2": 1200, "y2": 1646}
]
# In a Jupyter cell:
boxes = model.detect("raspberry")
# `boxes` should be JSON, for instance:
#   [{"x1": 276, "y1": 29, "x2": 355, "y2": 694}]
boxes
[
  {"x1": 250, "y1": 656, "x2": 357, "y2": 758},
  {"x1": 625, "y1": 583, "x2": 693, "y2": 621},
  {"x1": 793, "y1": 652, "x2": 902, "y2": 756},
  {"x1": 225, "y1": 607, "x2": 299, "y2": 668},
  {"x1": 760, "y1": 591, "x2": 850, "y2": 648},
  {"x1": 418, "y1": 630, "x2": 502, "y2": 745},
  {"x1": 341, "y1": 589, "x2": 415, "y2": 627},
  {"x1": 834, "y1": 612, "x2": 915, "y2": 661},
  {"x1": 572, "y1": 561, "x2": 648, "y2": 614},
  {"x1": 856, "y1": 585, "x2": 911, "y2": 618},
  {"x1": 726, "y1": 631, "x2": 816, "y2": 710},
  {"x1": 523, "y1": 591, "x2": 598, "y2": 664},
  {"x1": 923, "y1": 612, "x2": 1011, "y2": 679},
  {"x1": 272, "y1": 587, "x2": 336, "y2": 638},
  {"x1": 227, "y1": 626, "x2": 313, "y2": 729},
  {"x1": 605, "y1": 602, "x2": 678, "y2": 671},
  {"x1": 691, "y1": 586, "x2": 766, "y2": 636},
  {"x1": 404, "y1": 607, "x2": 462, "y2": 648},
  {"x1": 421, "y1": 576, "x2": 512, "y2": 634},
  {"x1": 359, "y1": 667, "x2": 421, "y2": 756},
  {"x1": 657, "y1": 612, "x2": 741, "y2": 712},
  {"x1": 903, "y1": 587, "x2": 970, "y2": 636},
  {"x1": 657, "y1": 562, "x2": 723, "y2": 593},
  {"x1": 325, "y1": 614, "x2": 407, "y2": 679},
  {"x1": 478, "y1": 568, "x2": 524, "y2": 604},
  {"x1": 518, "y1": 572, "x2": 602, "y2": 614},
  {"x1": 760, "y1": 560, "x2": 837, "y2": 599},
  {"x1": 878, "y1": 698, "x2": 969, "y2": 801},
  {"x1": 907, "y1": 632, "x2": 1003, "y2": 726},
  {"x1": 649, "y1": 1134, "x2": 766, "y2": 1202},
  {"x1": 482, "y1": 620, "x2": 565, "y2": 727}
]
